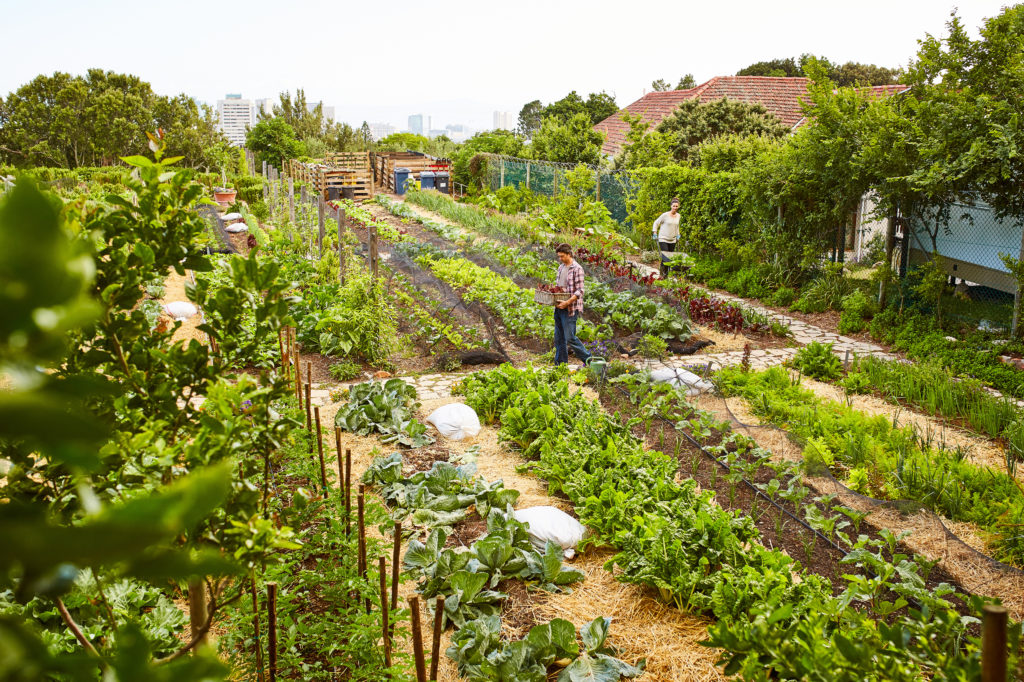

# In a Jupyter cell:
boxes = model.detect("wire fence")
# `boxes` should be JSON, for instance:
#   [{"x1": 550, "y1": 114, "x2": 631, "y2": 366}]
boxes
[
  {"x1": 482, "y1": 155, "x2": 634, "y2": 224},
  {"x1": 899, "y1": 199, "x2": 1022, "y2": 330}
]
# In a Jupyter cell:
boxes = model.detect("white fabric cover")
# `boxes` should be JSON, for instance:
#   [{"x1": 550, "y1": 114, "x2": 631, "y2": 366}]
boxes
[
  {"x1": 162, "y1": 301, "x2": 198, "y2": 321},
  {"x1": 225, "y1": 223, "x2": 248, "y2": 233},
  {"x1": 513, "y1": 506, "x2": 586, "y2": 559},
  {"x1": 649, "y1": 367, "x2": 714, "y2": 397},
  {"x1": 221, "y1": 212, "x2": 243, "y2": 221},
  {"x1": 425, "y1": 403, "x2": 481, "y2": 441}
]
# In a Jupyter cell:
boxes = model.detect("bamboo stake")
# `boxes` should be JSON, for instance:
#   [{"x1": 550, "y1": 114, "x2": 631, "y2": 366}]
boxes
[
  {"x1": 314, "y1": 406, "x2": 327, "y2": 495},
  {"x1": 380, "y1": 556, "x2": 392, "y2": 669},
  {"x1": 267, "y1": 582, "x2": 278, "y2": 682},
  {"x1": 982, "y1": 604, "x2": 1008, "y2": 682},
  {"x1": 409, "y1": 596, "x2": 427, "y2": 682},
  {"x1": 430, "y1": 595, "x2": 445, "y2": 681},
  {"x1": 251, "y1": 576, "x2": 265, "y2": 682}
]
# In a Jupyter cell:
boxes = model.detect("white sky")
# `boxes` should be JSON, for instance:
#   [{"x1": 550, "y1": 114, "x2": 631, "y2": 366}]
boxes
[{"x1": 0, "y1": 0, "x2": 1010, "y2": 131}]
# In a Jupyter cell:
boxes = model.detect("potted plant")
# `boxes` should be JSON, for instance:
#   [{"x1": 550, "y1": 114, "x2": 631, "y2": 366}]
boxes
[{"x1": 213, "y1": 186, "x2": 237, "y2": 205}]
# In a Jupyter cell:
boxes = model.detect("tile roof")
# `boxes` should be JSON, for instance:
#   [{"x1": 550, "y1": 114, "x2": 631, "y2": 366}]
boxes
[{"x1": 594, "y1": 76, "x2": 907, "y2": 156}]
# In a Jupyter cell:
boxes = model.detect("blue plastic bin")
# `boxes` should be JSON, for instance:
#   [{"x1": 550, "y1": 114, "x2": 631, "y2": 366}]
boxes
[
  {"x1": 420, "y1": 170, "x2": 436, "y2": 190},
  {"x1": 394, "y1": 167, "x2": 412, "y2": 195}
]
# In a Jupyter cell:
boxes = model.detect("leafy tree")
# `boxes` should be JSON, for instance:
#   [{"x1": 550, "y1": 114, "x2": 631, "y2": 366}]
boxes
[
  {"x1": 736, "y1": 55, "x2": 903, "y2": 85},
  {"x1": 358, "y1": 121, "x2": 373, "y2": 148},
  {"x1": 737, "y1": 57, "x2": 802, "y2": 78},
  {"x1": 656, "y1": 97, "x2": 789, "y2": 162},
  {"x1": 518, "y1": 99, "x2": 544, "y2": 137},
  {"x1": 245, "y1": 117, "x2": 304, "y2": 167},
  {"x1": 530, "y1": 113, "x2": 604, "y2": 165},
  {"x1": 695, "y1": 133, "x2": 783, "y2": 172},
  {"x1": 543, "y1": 91, "x2": 587, "y2": 122},
  {"x1": 677, "y1": 74, "x2": 697, "y2": 89},
  {"x1": 376, "y1": 132, "x2": 430, "y2": 152},
  {"x1": 452, "y1": 130, "x2": 526, "y2": 189},
  {"x1": 263, "y1": 89, "x2": 326, "y2": 140},
  {"x1": 653, "y1": 75, "x2": 697, "y2": 91},
  {"x1": 613, "y1": 113, "x2": 672, "y2": 170},
  {"x1": 0, "y1": 69, "x2": 225, "y2": 169},
  {"x1": 907, "y1": 5, "x2": 1024, "y2": 221},
  {"x1": 583, "y1": 91, "x2": 619, "y2": 124}
]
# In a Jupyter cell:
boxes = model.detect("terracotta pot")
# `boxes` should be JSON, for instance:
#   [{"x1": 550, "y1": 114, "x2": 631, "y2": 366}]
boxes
[{"x1": 214, "y1": 189, "x2": 236, "y2": 203}]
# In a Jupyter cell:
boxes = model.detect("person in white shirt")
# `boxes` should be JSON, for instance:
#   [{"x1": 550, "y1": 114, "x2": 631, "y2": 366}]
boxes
[{"x1": 652, "y1": 198, "x2": 681, "y2": 278}]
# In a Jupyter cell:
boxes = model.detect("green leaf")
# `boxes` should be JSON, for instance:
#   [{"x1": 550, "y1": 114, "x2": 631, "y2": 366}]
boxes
[{"x1": 580, "y1": 617, "x2": 611, "y2": 653}]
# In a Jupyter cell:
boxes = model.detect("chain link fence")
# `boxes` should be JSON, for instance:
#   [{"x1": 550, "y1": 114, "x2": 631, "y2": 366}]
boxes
[
  {"x1": 482, "y1": 155, "x2": 634, "y2": 224},
  {"x1": 901, "y1": 198, "x2": 1022, "y2": 330}
]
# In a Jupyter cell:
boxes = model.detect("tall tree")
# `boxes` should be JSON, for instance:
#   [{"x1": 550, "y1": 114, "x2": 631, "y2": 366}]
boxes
[
  {"x1": 656, "y1": 97, "x2": 789, "y2": 163},
  {"x1": 653, "y1": 75, "x2": 697, "y2": 91},
  {"x1": 736, "y1": 55, "x2": 903, "y2": 85},
  {"x1": 517, "y1": 100, "x2": 544, "y2": 138},
  {"x1": 0, "y1": 69, "x2": 225, "y2": 169},
  {"x1": 245, "y1": 117, "x2": 303, "y2": 167}
]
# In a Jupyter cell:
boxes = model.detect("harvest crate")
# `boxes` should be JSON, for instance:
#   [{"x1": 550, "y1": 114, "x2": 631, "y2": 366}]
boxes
[{"x1": 534, "y1": 290, "x2": 571, "y2": 305}]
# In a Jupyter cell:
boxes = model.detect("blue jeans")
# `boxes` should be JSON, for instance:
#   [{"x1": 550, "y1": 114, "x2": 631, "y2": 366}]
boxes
[{"x1": 554, "y1": 307, "x2": 591, "y2": 365}]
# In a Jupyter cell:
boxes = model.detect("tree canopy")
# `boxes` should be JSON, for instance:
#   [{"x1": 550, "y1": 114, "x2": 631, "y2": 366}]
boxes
[
  {"x1": 737, "y1": 55, "x2": 904, "y2": 86},
  {"x1": 245, "y1": 117, "x2": 303, "y2": 168},
  {"x1": 516, "y1": 91, "x2": 619, "y2": 137},
  {"x1": 656, "y1": 97, "x2": 789, "y2": 163},
  {"x1": 652, "y1": 75, "x2": 697, "y2": 91},
  {"x1": 530, "y1": 112, "x2": 604, "y2": 165},
  {"x1": 0, "y1": 69, "x2": 225, "y2": 169}
]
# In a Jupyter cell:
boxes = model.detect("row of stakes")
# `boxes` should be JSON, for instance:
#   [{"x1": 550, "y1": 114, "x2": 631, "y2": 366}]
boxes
[{"x1": 262, "y1": 326, "x2": 443, "y2": 680}]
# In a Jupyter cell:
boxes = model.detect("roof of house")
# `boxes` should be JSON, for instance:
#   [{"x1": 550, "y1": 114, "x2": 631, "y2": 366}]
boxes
[{"x1": 594, "y1": 76, "x2": 907, "y2": 156}]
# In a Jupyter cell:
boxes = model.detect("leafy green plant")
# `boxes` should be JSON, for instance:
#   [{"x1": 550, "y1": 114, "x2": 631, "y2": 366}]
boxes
[
  {"x1": 838, "y1": 289, "x2": 876, "y2": 334},
  {"x1": 335, "y1": 379, "x2": 434, "y2": 447},
  {"x1": 791, "y1": 341, "x2": 843, "y2": 380},
  {"x1": 636, "y1": 334, "x2": 668, "y2": 359},
  {"x1": 329, "y1": 358, "x2": 363, "y2": 381}
]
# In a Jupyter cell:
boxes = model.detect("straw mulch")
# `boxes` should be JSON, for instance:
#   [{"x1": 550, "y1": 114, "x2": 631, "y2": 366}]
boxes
[
  {"x1": 160, "y1": 269, "x2": 207, "y2": 347},
  {"x1": 701, "y1": 389, "x2": 1024, "y2": 621}
]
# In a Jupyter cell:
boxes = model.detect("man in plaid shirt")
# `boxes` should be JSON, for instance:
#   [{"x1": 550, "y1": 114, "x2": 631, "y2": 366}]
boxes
[{"x1": 554, "y1": 244, "x2": 591, "y2": 366}]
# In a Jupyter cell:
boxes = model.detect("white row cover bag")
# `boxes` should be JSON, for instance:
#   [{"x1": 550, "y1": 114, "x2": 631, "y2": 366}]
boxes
[
  {"x1": 649, "y1": 367, "x2": 713, "y2": 397},
  {"x1": 425, "y1": 403, "x2": 481, "y2": 441},
  {"x1": 162, "y1": 301, "x2": 198, "y2": 321},
  {"x1": 225, "y1": 222, "x2": 248, "y2": 233},
  {"x1": 513, "y1": 506, "x2": 586, "y2": 559}
]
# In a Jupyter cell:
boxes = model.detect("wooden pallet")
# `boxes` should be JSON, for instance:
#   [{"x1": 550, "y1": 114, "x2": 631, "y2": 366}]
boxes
[{"x1": 372, "y1": 151, "x2": 453, "y2": 193}]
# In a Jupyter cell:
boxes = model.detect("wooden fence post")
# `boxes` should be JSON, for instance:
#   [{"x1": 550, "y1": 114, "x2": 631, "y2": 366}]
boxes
[
  {"x1": 525, "y1": 162, "x2": 530, "y2": 190},
  {"x1": 982, "y1": 604, "x2": 1008, "y2": 682},
  {"x1": 409, "y1": 596, "x2": 427, "y2": 682},
  {"x1": 595, "y1": 169, "x2": 601, "y2": 202},
  {"x1": 380, "y1": 556, "x2": 392, "y2": 669},
  {"x1": 499, "y1": 158, "x2": 505, "y2": 188}
]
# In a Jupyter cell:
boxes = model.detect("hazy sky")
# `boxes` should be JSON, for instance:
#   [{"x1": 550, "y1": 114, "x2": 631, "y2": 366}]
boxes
[{"x1": 0, "y1": 0, "x2": 1011, "y2": 131}]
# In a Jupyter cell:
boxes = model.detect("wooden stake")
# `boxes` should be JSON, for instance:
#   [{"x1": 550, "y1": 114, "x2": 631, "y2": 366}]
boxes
[
  {"x1": 380, "y1": 556, "x2": 391, "y2": 669},
  {"x1": 345, "y1": 449, "x2": 352, "y2": 537},
  {"x1": 369, "y1": 225, "x2": 379, "y2": 280},
  {"x1": 982, "y1": 604, "x2": 1008, "y2": 682},
  {"x1": 391, "y1": 521, "x2": 401, "y2": 612},
  {"x1": 409, "y1": 596, "x2": 427, "y2": 682},
  {"x1": 430, "y1": 595, "x2": 445, "y2": 681},
  {"x1": 304, "y1": 383, "x2": 312, "y2": 433},
  {"x1": 358, "y1": 486, "x2": 370, "y2": 615},
  {"x1": 318, "y1": 197, "x2": 325, "y2": 258},
  {"x1": 250, "y1": 576, "x2": 265, "y2": 682},
  {"x1": 335, "y1": 427, "x2": 343, "y2": 492},
  {"x1": 267, "y1": 582, "x2": 278, "y2": 682},
  {"x1": 314, "y1": 406, "x2": 327, "y2": 495}
]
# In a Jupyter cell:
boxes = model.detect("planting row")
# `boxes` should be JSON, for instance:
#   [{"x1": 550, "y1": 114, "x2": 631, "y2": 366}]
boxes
[{"x1": 455, "y1": 364, "x2": 1017, "y2": 679}]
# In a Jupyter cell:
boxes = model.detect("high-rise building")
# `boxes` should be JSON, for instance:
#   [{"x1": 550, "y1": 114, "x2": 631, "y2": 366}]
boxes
[
  {"x1": 493, "y1": 111, "x2": 515, "y2": 131},
  {"x1": 408, "y1": 114, "x2": 424, "y2": 136},
  {"x1": 217, "y1": 94, "x2": 255, "y2": 146},
  {"x1": 368, "y1": 122, "x2": 398, "y2": 141},
  {"x1": 254, "y1": 98, "x2": 274, "y2": 119}
]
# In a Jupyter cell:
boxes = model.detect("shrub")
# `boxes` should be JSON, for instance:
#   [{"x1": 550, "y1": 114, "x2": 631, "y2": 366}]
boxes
[
  {"x1": 791, "y1": 341, "x2": 842, "y2": 381},
  {"x1": 235, "y1": 175, "x2": 264, "y2": 204},
  {"x1": 790, "y1": 263, "x2": 851, "y2": 313},
  {"x1": 249, "y1": 200, "x2": 270, "y2": 221},
  {"x1": 770, "y1": 286, "x2": 798, "y2": 307},
  {"x1": 838, "y1": 289, "x2": 877, "y2": 334}
]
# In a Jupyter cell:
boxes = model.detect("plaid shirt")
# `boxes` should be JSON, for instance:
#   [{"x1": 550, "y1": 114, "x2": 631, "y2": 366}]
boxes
[{"x1": 556, "y1": 261, "x2": 585, "y2": 315}]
